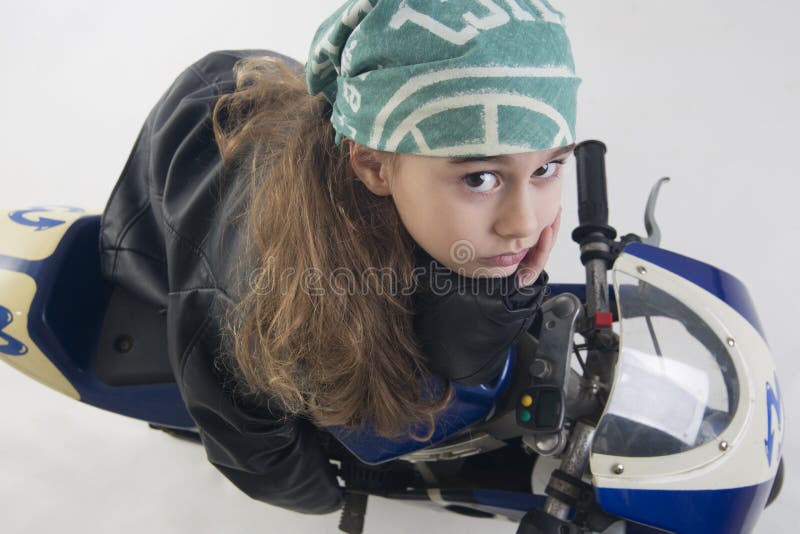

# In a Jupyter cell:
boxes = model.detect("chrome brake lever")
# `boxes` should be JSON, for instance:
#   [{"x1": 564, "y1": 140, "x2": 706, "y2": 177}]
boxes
[{"x1": 642, "y1": 177, "x2": 671, "y2": 247}]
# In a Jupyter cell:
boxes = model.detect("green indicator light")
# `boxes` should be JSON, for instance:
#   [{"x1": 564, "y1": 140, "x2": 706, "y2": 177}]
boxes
[{"x1": 520, "y1": 410, "x2": 531, "y2": 423}]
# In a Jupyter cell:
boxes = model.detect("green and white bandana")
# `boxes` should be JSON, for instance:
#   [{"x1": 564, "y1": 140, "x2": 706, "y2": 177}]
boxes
[{"x1": 307, "y1": 0, "x2": 580, "y2": 157}]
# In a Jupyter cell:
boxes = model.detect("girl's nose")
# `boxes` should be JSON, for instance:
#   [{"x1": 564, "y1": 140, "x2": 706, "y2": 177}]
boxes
[{"x1": 493, "y1": 188, "x2": 540, "y2": 240}]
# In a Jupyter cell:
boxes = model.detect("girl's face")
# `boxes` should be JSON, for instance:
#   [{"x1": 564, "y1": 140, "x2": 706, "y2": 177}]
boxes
[{"x1": 385, "y1": 146, "x2": 572, "y2": 278}]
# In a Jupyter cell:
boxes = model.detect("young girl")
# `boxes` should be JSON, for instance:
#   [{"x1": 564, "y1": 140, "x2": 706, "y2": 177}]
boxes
[{"x1": 99, "y1": 0, "x2": 578, "y2": 515}]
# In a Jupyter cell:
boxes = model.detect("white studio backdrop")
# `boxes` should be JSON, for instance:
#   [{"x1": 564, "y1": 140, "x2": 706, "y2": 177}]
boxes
[{"x1": 1, "y1": 1, "x2": 797, "y2": 533}]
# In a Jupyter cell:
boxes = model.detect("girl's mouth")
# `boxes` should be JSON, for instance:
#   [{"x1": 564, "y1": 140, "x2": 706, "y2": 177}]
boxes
[{"x1": 479, "y1": 247, "x2": 531, "y2": 267}]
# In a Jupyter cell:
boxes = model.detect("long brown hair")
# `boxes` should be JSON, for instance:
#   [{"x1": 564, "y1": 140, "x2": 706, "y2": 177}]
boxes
[{"x1": 212, "y1": 55, "x2": 449, "y2": 438}]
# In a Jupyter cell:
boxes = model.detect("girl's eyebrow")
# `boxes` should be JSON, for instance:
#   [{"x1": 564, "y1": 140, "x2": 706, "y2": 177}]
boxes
[
  {"x1": 448, "y1": 154, "x2": 513, "y2": 164},
  {"x1": 447, "y1": 143, "x2": 576, "y2": 164},
  {"x1": 548, "y1": 143, "x2": 576, "y2": 159}
]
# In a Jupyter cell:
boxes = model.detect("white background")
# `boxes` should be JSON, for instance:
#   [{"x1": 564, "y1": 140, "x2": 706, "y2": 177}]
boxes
[{"x1": 1, "y1": 1, "x2": 797, "y2": 532}]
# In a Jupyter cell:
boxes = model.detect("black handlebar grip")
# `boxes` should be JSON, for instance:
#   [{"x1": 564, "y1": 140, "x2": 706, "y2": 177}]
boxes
[{"x1": 574, "y1": 140, "x2": 609, "y2": 228}]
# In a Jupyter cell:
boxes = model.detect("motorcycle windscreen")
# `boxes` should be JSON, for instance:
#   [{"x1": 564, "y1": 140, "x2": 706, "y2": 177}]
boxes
[
  {"x1": 590, "y1": 245, "x2": 782, "y2": 534},
  {"x1": 592, "y1": 272, "x2": 739, "y2": 457}
]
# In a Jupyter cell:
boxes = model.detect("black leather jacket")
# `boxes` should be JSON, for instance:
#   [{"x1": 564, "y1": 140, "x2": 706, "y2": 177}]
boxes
[{"x1": 99, "y1": 50, "x2": 547, "y2": 515}]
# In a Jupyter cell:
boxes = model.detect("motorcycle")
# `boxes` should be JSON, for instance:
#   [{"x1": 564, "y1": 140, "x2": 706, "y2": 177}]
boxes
[{"x1": 0, "y1": 140, "x2": 784, "y2": 533}]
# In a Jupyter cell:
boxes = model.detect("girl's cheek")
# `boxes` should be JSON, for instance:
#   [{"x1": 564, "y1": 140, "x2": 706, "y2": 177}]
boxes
[{"x1": 538, "y1": 183, "x2": 562, "y2": 226}]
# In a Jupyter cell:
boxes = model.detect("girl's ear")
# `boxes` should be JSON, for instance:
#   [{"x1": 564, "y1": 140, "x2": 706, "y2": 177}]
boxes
[{"x1": 348, "y1": 141, "x2": 393, "y2": 197}]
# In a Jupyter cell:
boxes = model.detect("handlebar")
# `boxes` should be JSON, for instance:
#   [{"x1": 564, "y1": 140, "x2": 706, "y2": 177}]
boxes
[
  {"x1": 572, "y1": 140, "x2": 616, "y2": 243},
  {"x1": 575, "y1": 140, "x2": 610, "y2": 228}
]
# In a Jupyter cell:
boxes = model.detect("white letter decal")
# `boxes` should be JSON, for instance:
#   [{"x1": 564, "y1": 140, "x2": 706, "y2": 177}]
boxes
[
  {"x1": 463, "y1": 0, "x2": 510, "y2": 31},
  {"x1": 341, "y1": 0, "x2": 374, "y2": 28},
  {"x1": 526, "y1": 0, "x2": 563, "y2": 24},
  {"x1": 343, "y1": 82, "x2": 361, "y2": 112},
  {"x1": 389, "y1": 4, "x2": 479, "y2": 45},
  {"x1": 504, "y1": 0, "x2": 535, "y2": 21}
]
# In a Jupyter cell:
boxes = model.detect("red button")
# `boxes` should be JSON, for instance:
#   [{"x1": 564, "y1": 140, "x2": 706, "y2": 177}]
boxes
[{"x1": 594, "y1": 311, "x2": 614, "y2": 328}]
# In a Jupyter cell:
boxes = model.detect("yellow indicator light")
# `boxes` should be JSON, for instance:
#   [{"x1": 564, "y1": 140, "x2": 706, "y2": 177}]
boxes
[{"x1": 521, "y1": 394, "x2": 533, "y2": 407}]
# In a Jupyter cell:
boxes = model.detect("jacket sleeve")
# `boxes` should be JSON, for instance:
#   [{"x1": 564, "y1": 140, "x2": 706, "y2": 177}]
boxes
[
  {"x1": 170, "y1": 288, "x2": 343, "y2": 514},
  {"x1": 99, "y1": 50, "x2": 343, "y2": 514}
]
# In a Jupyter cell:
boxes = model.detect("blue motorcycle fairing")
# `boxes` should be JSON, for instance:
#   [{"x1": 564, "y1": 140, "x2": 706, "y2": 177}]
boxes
[
  {"x1": 1, "y1": 216, "x2": 194, "y2": 428},
  {"x1": 328, "y1": 344, "x2": 516, "y2": 465},
  {"x1": 596, "y1": 481, "x2": 773, "y2": 534}
]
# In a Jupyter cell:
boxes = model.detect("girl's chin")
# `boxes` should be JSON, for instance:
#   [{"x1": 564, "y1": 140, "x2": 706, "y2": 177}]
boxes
[{"x1": 458, "y1": 263, "x2": 518, "y2": 278}]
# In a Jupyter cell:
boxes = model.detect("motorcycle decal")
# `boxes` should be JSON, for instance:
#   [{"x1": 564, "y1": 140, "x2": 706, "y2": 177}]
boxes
[
  {"x1": 0, "y1": 304, "x2": 27, "y2": 356},
  {"x1": 9, "y1": 206, "x2": 85, "y2": 232},
  {"x1": 1, "y1": 206, "x2": 90, "y2": 261},
  {"x1": 764, "y1": 375, "x2": 783, "y2": 467}
]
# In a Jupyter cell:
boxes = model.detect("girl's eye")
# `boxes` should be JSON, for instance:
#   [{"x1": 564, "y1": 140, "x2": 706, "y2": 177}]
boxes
[
  {"x1": 461, "y1": 161, "x2": 563, "y2": 195},
  {"x1": 462, "y1": 171, "x2": 499, "y2": 193},
  {"x1": 532, "y1": 161, "x2": 562, "y2": 179}
]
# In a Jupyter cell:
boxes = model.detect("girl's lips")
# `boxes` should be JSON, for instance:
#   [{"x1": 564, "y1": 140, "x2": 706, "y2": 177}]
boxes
[{"x1": 480, "y1": 248, "x2": 531, "y2": 267}]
